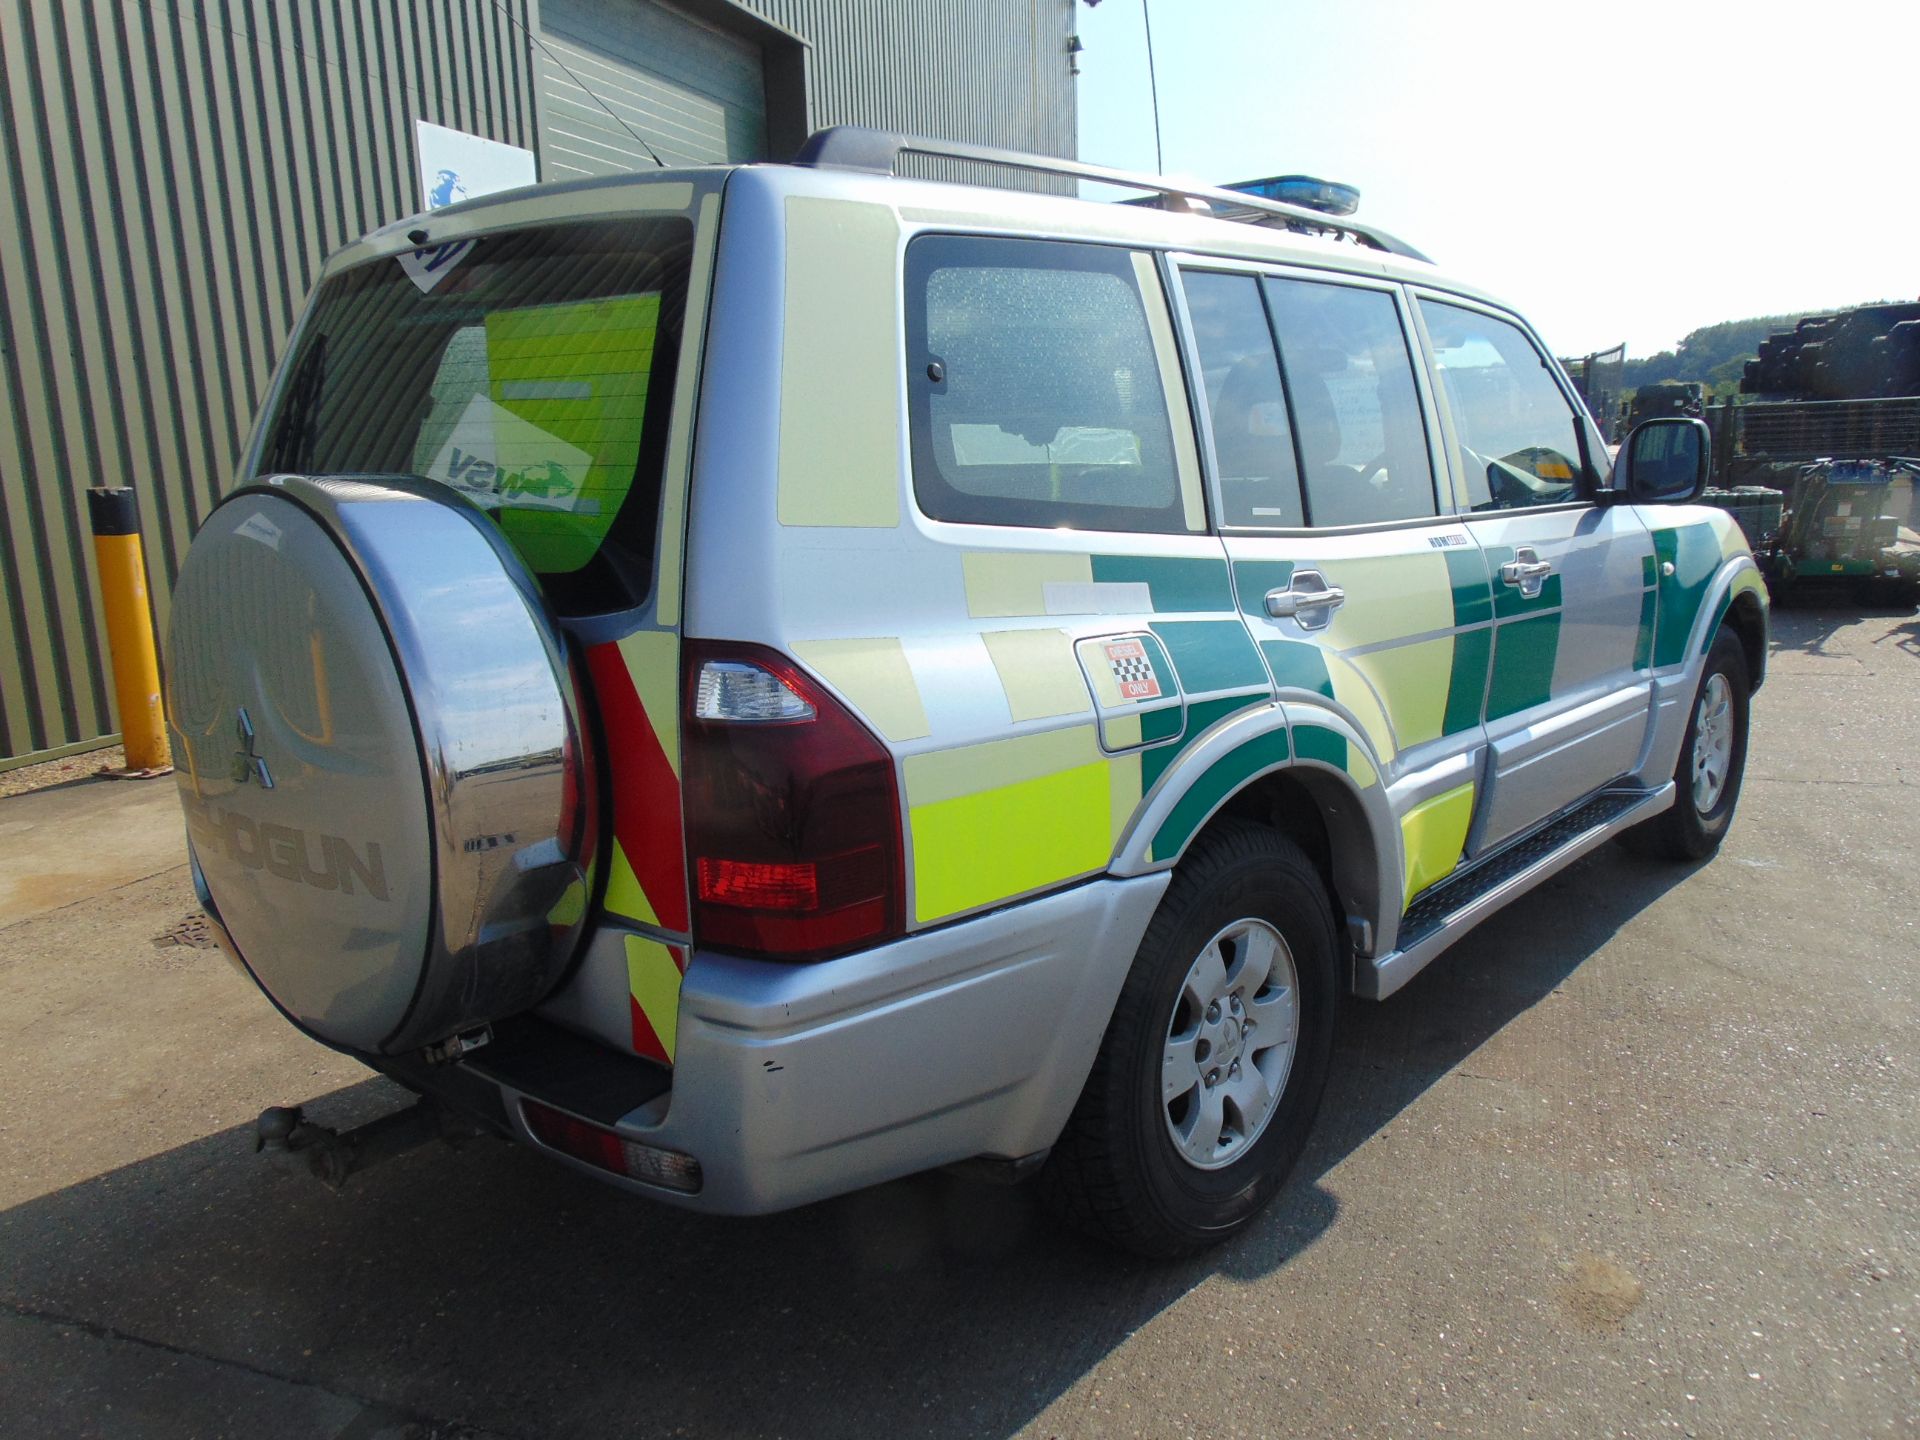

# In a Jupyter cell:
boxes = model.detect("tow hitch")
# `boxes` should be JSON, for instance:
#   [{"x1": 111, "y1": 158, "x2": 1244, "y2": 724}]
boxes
[{"x1": 254, "y1": 1097, "x2": 485, "y2": 1189}]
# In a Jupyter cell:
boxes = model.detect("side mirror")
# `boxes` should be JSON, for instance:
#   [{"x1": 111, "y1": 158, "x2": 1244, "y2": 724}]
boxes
[{"x1": 1612, "y1": 417, "x2": 1710, "y2": 503}]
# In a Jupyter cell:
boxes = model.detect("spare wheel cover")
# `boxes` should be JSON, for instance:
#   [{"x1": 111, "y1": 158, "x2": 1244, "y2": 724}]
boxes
[{"x1": 167, "y1": 474, "x2": 593, "y2": 1054}]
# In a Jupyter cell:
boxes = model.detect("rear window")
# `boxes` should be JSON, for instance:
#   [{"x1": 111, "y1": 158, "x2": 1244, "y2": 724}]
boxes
[
  {"x1": 260, "y1": 216, "x2": 693, "y2": 613},
  {"x1": 905, "y1": 235, "x2": 1190, "y2": 533}
]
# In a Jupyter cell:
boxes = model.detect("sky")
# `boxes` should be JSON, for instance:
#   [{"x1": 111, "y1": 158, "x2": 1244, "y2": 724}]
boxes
[{"x1": 1074, "y1": 0, "x2": 1920, "y2": 359}]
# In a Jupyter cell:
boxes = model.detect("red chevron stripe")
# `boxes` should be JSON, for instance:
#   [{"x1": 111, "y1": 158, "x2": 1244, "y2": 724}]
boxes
[{"x1": 586, "y1": 641, "x2": 689, "y2": 933}]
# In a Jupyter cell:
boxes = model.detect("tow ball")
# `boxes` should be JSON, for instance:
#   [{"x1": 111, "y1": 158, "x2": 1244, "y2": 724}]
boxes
[{"x1": 254, "y1": 1098, "x2": 483, "y2": 1189}]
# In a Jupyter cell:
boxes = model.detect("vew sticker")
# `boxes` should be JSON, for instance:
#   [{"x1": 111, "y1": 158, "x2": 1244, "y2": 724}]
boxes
[{"x1": 1103, "y1": 638, "x2": 1162, "y2": 701}]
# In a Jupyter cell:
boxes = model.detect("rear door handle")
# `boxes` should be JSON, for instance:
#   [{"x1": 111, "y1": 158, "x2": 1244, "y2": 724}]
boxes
[
  {"x1": 1498, "y1": 547, "x2": 1553, "y2": 599},
  {"x1": 1265, "y1": 568, "x2": 1345, "y2": 629}
]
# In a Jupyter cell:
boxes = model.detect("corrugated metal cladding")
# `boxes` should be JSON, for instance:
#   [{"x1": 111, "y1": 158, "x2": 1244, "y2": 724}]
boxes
[
  {"x1": 742, "y1": 0, "x2": 1077, "y2": 187},
  {"x1": 0, "y1": 0, "x2": 1078, "y2": 767},
  {"x1": 536, "y1": 0, "x2": 769, "y2": 174}
]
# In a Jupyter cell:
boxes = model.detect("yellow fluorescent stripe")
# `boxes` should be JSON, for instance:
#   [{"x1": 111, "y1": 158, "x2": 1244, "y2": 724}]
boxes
[
  {"x1": 1401, "y1": 781, "x2": 1475, "y2": 905},
  {"x1": 793, "y1": 636, "x2": 930, "y2": 741},
  {"x1": 546, "y1": 878, "x2": 587, "y2": 928},
  {"x1": 1131, "y1": 251, "x2": 1205, "y2": 532},
  {"x1": 982, "y1": 628, "x2": 1091, "y2": 722},
  {"x1": 1347, "y1": 747, "x2": 1378, "y2": 791},
  {"x1": 962, "y1": 550, "x2": 1093, "y2": 618},
  {"x1": 1327, "y1": 657, "x2": 1398, "y2": 762},
  {"x1": 604, "y1": 841, "x2": 660, "y2": 927},
  {"x1": 1324, "y1": 553, "x2": 1452, "y2": 650},
  {"x1": 904, "y1": 723, "x2": 1105, "y2": 806},
  {"x1": 1350, "y1": 634, "x2": 1453, "y2": 751},
  {"x1": 1105, "y1": 711, "x2": 1143, "y2": 749},
  {"x1": 617, "y1": 628, "x2": 681, "y2": 777},
  {"x1": 910, "y1": 759, "x2": 1114, "y2": 922},
  {"x1": 655, "y1": 192, "x2": 718, "y2": 627},
  {"x1": 777, "y1": 197, "x2": 902, "y2": 528},
  {"x1": 625, "y1": 934, "x2": 683, "y2": 1063}
]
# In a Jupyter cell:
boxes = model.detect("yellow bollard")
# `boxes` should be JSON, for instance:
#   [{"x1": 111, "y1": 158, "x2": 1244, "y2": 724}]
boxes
[{"x1": 86, "y1": 486, "x2": 172, "y2": 775}]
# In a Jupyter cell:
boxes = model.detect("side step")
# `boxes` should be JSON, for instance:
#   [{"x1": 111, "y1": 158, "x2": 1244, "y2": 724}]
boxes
[{"x1": 1357, "y1": 783, "x2": 1675, "y2": 1000}]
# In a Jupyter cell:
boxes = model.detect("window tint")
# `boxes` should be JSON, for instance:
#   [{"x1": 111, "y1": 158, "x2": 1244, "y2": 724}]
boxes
[
  {"x1": 1420, "y1": 299, "x2": 1590, "y2": 512},
  {"x1": 1182, "y1": 270, "x2": 1304, "y2": 527},
  {"x1": 261, "y1": 216, "x2": 692, "y2": 613},
  {"x1": 906, "y1": 235, "x2": 1190, "y2": 533},
  {"x1": 1262, "y1": 278, "x2": 1438, "y2": 527}
]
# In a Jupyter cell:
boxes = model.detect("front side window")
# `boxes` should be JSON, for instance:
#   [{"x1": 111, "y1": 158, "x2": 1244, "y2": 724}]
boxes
[
  {"x1": 1262, "y1": 278, "x2": 1438, "y2": 527},
  {"x1": 906, "y1": 235, "x2": 1190, "y2": 533},
  {"x1": 1420, "y1": 299, "x2": 1590, "y2": 512},
  {"x1": 1182, "y1": 269, "x2": 1305, "y2": 528},
  {"x1": 261, "y1": 216, "x2": 693, "y2": 613}
]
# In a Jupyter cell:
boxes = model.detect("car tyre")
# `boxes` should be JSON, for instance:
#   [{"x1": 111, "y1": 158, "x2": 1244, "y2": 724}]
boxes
[
  {"x1": 1624, "y1": 627, "x2": 1750, "y2": 862},
  {"x1": 1040, "y1": 821, "x2": 1338, "y2": 1258}
]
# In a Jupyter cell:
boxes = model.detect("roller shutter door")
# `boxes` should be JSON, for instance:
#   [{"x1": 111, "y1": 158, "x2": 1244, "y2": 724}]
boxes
[{"x1": 536, "y1": 0, "x2": 769, "y2": 177}]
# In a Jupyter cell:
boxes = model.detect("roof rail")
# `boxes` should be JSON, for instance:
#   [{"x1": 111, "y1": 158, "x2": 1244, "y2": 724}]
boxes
[{"x1": 791, "y1": 126, "x2": 1430, "y2": 264}]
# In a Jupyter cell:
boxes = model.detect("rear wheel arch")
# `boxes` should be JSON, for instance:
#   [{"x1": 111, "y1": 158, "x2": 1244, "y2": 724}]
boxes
[{"x1": 1193, "y1": 768, "x2": 1380, "y2": 950}]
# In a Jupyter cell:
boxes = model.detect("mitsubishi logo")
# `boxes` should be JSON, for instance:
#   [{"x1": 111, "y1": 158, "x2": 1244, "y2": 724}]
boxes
[{"x1": 231, "y1": 707, "x2": 274, "y2": 790}]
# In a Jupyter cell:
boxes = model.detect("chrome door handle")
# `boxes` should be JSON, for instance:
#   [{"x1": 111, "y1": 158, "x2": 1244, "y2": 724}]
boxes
[
  {"x1": 1266, "y1": 587, "x2": 1346, "y2": 617},
  {"x1": 1498, "y1": 547, "x2": 1553, "y2": 599},
  {"x1": 1264, "y1": 568, "x2": 1345, "y2": 629},
  {"x1": 1499, "y1": 560, "x2": 1551, "y2": 582}
]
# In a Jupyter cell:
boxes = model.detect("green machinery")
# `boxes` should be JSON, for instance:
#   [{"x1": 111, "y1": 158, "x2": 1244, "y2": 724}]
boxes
[{"x1": 1726, "y1": 457, "x2": 1920, "y2": 606}]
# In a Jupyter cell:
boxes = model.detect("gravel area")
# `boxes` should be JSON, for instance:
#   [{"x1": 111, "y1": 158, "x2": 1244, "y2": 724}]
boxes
[{"x1": 0, "y1": 745, "x2": 127, "y2": 799}]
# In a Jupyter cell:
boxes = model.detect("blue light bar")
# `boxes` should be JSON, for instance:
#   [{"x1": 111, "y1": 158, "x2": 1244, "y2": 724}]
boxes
[{"x1": 1222, "y1": 174, "x2": 1361, "y2": 217}]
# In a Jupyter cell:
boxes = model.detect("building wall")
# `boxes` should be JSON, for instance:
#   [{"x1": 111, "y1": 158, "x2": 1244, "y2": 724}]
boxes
[
  {"x1": 743, "y1": 0, "x2": 1077, "y2": 180},
  {"x1": 0, "y1": 0, "x2": 1077, "y2": 766},
  {"x1": 0, "y1": 0, "x2": 541, "y2": 765}
]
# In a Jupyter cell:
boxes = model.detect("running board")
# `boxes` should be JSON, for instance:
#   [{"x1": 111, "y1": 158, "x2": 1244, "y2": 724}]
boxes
[{"x1": 1356, "y1": 783, "x2": 1676, "y2": 1000}]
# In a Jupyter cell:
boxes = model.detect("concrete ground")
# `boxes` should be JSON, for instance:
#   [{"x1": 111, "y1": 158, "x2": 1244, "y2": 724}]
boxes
[{"x1": 1, "y1": 606, "x2": 1914, "y2": 1440}]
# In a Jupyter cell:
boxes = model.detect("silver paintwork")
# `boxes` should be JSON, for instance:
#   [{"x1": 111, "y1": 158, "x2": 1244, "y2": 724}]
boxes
[
  {"x1": 510, "y1": 874, "x2": 1171, "y2": 1214},
  {"x1": 1358, "y1": 783, "x2": 1676, "y2": 1001},
  {"x1": 171, "y1": 476, "x2": 592, "y2": 1054},
  {"x1": 1473, "y1": 682, "x2": 1652, "y2": 856},
  {"x1": 1162, "y1": 918, "x2": 1298, "y2": 1170},
  {"x1": 1691, "y1": 673, "x2": 1735, "y2": 812}
]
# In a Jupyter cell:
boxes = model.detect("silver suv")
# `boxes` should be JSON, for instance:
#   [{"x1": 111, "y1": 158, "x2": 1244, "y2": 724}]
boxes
[{"x1": 169, "y1": 129, "x2": 1766, "y2": 1255}]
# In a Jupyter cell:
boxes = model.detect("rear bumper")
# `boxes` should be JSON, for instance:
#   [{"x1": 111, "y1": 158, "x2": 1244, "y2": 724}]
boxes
[{"x1": 408, "y1": 874, "x2": 1168, "y2": 1214}]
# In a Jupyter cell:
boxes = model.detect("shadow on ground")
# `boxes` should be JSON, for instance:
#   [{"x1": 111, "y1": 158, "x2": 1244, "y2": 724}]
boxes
[
  {"x1": 0, "y1": 844, "x2": 1696, "y2": 1439},
  {"x1": 1767, "y1": 598, "x2": 1918, "y2": 656}
]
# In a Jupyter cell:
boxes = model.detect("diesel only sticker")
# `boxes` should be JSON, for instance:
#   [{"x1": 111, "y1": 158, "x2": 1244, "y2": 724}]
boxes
[{"x1": 1103, "y1": 638, "x2": 1162, "y2": 701}]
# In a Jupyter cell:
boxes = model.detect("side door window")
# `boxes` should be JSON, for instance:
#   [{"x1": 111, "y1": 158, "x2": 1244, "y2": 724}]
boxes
[
  {"x1": 1262, "y1": 277, "x2": 1440, "y2": 527},
  {"x1": 1419, "y1": 299, "x2": 1592, "y2": 512}
]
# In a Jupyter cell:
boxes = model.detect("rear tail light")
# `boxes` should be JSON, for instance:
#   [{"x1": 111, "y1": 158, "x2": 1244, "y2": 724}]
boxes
[
  {"x1": 521, "y1": 1099, "x2": 702, "y2": 1193},
  {"x1": 682, "y1": 640, "x2": 904, "y2": 961}
]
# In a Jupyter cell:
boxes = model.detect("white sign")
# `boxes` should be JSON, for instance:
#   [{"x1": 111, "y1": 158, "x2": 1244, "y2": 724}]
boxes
[
  {"x1": 425, "y1": 394, "x2": 596, "y2": 514},
  {"x1": 415, "y1": 120, "x2": 536, "y2": 212}
]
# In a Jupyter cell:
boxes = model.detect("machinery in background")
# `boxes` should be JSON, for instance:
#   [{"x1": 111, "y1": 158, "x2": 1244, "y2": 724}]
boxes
[{"x1": 1738, "y1": 457, "x2": 1920, "y2": 607}]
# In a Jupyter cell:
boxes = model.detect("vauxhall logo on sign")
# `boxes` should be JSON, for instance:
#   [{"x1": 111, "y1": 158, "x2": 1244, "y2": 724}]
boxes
[{"x1": 187, "y1": 708, "x2": 390, "y2": 902}]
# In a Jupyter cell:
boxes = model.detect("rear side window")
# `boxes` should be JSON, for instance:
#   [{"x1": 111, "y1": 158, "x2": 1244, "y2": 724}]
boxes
[
  {"x1": 1262, "y1": 278, "x2": 1438, "y2": 528},
  {"x1": 1419, "y1": 299, "x2": 1591, "y2": 511},
  {"x1": 906, "y1": 235, "x2": 1190, "y2": 533},
  {"x1": 261, "y1": 216, "x2": 693, "y2": 614}
]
